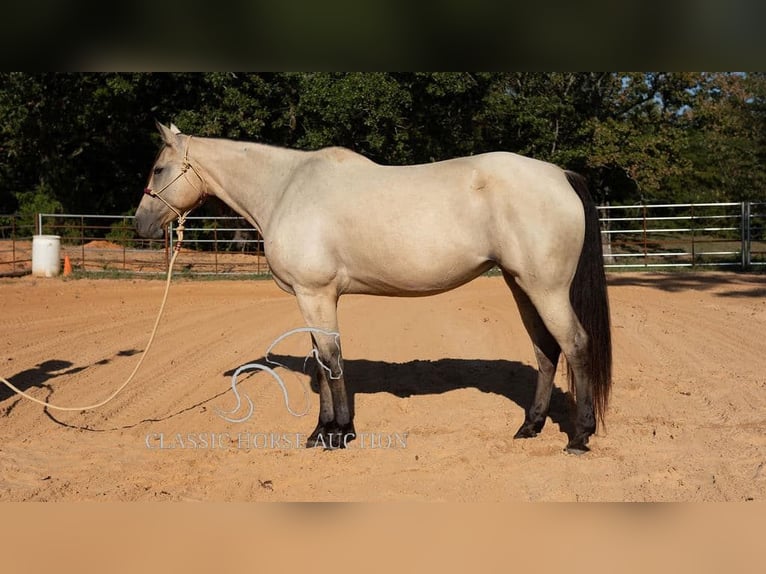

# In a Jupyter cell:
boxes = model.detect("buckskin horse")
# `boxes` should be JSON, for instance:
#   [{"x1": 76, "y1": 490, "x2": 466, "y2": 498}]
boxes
[{"x1": 135, "y1": 122, "x2": 612, "y2": 454}]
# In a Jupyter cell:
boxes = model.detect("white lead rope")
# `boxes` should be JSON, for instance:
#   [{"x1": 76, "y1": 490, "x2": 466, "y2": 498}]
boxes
[
  {"x1": 2, "y1": 219, "x2": 340, "y2": 423},
  {"x1": 0, "y1": 222, "x2": 187, "y2": 412},
  {"x1": 3, "y1": 138, "x2": 208, "y2": 413}
]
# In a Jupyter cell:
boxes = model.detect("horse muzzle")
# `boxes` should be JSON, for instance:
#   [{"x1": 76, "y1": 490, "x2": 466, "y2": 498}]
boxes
[{"x1": 134, "y1": 208, "x2": 166, "y2": 239}]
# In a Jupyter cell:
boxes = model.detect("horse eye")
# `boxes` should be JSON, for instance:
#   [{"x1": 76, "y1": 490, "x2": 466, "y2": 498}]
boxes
[{"x1": 153, "y1": 167, "x2": 164, "y2": 175}]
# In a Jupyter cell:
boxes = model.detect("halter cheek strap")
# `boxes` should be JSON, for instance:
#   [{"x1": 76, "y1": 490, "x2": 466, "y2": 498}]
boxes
[{"x1": 143, "y1": 136, "x2": 208, "y2": 221}]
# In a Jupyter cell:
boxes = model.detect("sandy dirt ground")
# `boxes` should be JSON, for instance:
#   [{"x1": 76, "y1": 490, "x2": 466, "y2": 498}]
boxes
[{"x1": 1, "y1": 271, "x2": 765, "y2": 501}]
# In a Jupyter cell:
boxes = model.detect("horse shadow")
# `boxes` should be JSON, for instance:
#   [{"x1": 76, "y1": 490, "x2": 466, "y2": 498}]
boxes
[
  {"x1": 607, "y1": 272, "x2": 766, "y2": 297},
  {"x1": 225, "y1": 355, "x2": 576, "y2": 441},
  {"x1": 1, "y1": 350, "x2": 141, "y2": 417}
]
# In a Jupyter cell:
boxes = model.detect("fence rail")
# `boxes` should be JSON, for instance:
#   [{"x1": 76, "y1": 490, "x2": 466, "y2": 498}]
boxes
[
  {"x1": 598, "y1": 202, "x2": 765, "y2": 269},
  {"x1": 0, "y1": 202, "x2": 764, "y2": 277},
  {"x1": 0, "y1": 216, "x2": 36, "y2": 276}
]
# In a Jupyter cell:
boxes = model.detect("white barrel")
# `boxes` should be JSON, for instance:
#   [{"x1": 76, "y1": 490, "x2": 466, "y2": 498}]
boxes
[{"x1": 31, "y1": 235, "x2": 61, "y2": 277}]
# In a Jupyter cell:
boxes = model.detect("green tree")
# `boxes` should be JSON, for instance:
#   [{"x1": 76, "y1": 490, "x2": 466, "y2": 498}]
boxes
[
  {"x1": 290, "y1": 72, "x2": 412, "y2": 164},
  {"x1": 1, "y1": 72, "x2": 764, "y2": 220},
  {"x1": 676, "y1": 72, "x2": 766, "y2": 202}
]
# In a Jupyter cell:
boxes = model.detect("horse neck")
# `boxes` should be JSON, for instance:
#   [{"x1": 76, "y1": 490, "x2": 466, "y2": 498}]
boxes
[{"x1": 191, "y1": 137, "x2": 303, "y2": 236}]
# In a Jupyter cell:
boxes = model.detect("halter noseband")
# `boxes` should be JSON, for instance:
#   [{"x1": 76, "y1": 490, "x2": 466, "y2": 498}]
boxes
[{"x1": 143, "y1": 136, "x2": 208, "y2": 222}]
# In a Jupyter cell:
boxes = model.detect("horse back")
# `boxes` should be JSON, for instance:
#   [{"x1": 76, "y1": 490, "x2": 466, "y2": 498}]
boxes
[{"x1": 269, "y1": 150, "x2": 584, "y2": 295}]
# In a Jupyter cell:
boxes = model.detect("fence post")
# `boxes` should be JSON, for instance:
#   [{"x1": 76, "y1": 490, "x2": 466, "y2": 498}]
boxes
[
  {"x1": 36, "y1": 213, "x2": 41, "y2": 235},
  {"x1": 122, "y1": 217, "x2": 127, "y2": 271},
  {"x1": 80, "y1": 215, "x2": 85, "y2": 269},
  {"x1": 214, "y1": 219, "x2": 219, "y2": 274},
  {"x1": 11, "y1": 216, "x2": 16, "y2": 272},
  {"x1": 690, "y1": 204, "x2": 696, "y2": 268},
  {"x1": 741, "y1": 201, "x2": 751, "y2": 270},
  {"x1": 600, "y1": 205, "x2": 615, "y2": 266},
  {"x1": 642, "y1": 204, "x2": 648, "y2": 268}
]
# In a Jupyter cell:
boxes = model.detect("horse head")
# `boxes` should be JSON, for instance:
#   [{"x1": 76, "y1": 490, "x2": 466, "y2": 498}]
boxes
[{"x1": 135, "y1": 121, "x2": 207, "y2": 238}]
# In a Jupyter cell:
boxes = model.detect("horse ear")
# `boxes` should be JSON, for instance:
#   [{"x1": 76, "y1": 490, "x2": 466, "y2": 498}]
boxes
[
  {"x1": 170, "y1": 123, "x2": 182, "y2": 135},
  {"x1": 155, "y1": 121, "x2": 180, "y2": 147}
]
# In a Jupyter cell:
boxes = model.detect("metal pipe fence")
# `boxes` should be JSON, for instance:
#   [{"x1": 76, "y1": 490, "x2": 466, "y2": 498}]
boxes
[
  {"x1": 30, "y1": 213, "x2": 269, "y2": 276},
  {"x1": 597, "y1": 201, "x2": 766, "y2": 269},
  {"x1": 1, "y1": 203, "x2": 764, "y2": 277},
  {"x1": 0, "y1": 215, "x2": 36, "y2": 276}
]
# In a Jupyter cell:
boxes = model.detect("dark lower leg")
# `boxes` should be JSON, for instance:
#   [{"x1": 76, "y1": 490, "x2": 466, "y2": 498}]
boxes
[
  {"x1": 305, "y1": 339, "x2": 355, "y2": 449},
  {"x1": 514, "y1": 344, "x2": 559, "y2": 438},
  {"x1": 565, "y1": 401, "x2": 596, "y2": 454},
  {"x1": 306, "y1": 363, "x2": 335, "y2": 446},
  {"x1": 564, "y1": 350, "x2": 596, "y2": 455},
  {"x1": 306, "y1": 419, "x2": 356, "y2": 449}
]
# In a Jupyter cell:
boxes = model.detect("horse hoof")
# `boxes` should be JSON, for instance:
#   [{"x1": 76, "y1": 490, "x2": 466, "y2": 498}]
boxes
[
  {"x1": 306, "y1": 434, "x2": 324, "y2": 448},
  {"x1": 306, "y1": 423, "x2": 356, "y2": 450},
  {"x1": 320, "y1": 431, "x2": 357, "y2": 450},
  {"x1": 514, "y1": 420, "x2": 545, "y2": 439},
  {"x1": 322, "y1": 439, "x2": 345, "y2": 452},
  {"x1": 513, "y1": 426, "x2": 538, "y2": 439},
  {"x1": 564, "y1": 443, "x2": 590, "y2": 455}
]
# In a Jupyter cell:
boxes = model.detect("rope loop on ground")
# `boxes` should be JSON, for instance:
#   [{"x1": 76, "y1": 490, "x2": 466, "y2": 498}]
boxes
[{"x1": 0, "y1": 217, "x2": 187, "y2": 412}]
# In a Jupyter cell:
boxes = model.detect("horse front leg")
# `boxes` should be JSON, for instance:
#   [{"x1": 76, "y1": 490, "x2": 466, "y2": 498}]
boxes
[
  {"x1": 307, "y1": 337, "x2": 337, "y2": 444},
  {"x1": 296, "y1": 290, "x2": 356, "y2": 449}
]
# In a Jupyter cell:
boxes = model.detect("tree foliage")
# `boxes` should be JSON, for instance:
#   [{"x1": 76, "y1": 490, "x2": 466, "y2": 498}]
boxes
[{"x1": 0, "y1": 72, "x2": 763, "y2": 217}]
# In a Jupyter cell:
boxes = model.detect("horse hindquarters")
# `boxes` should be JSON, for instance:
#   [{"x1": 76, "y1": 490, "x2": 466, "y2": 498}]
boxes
[{"x1": 505, "y1": 172, "x2": 612, "y2": 453}]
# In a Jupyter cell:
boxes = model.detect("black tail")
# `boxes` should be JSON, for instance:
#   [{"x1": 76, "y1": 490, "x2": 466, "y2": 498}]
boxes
[{"x1": 565, "y1": 171, "x2": 613, "y2": 429}]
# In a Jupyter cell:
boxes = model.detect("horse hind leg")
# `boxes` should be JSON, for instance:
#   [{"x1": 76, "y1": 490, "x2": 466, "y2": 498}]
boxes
[
  {"x1": 511, "y1": 277, "x2": 596, "y2": 454},
  {"x1": 295, "y1": 290, "x2": 356, "y2": 449},
  {"x1": 504, "y1": 272, "x2": 561, "y2": 439}
]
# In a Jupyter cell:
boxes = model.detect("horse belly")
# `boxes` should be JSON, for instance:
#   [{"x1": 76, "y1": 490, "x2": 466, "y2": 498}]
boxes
[{"x1": 339, "y1": 228, "x2": 494, "y2": 296}]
